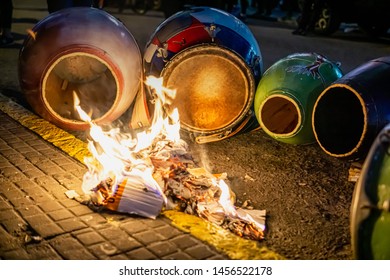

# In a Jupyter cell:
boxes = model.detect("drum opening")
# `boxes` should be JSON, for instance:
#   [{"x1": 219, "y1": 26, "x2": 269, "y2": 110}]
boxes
[
  {"x1": 260, "y1": 95, "x2": 300, "y2": 135},
  {"x1": 42, "y1": 52, "x2": 118, "y2": 124},
  {"x1": 162, "y1": 45, "x2": 253, "y2": 134},
  {"x1": 313, "y1": 86, "x2": 365, "y2": 156}
]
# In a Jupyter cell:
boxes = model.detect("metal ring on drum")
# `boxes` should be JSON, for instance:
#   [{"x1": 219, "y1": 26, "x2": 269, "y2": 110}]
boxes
[{"x1": 161, "y1": 44, "x2": 255, "y2": 141}]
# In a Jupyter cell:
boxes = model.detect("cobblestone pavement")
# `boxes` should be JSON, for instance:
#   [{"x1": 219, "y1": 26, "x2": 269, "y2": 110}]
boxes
[{"x1": 0, "y1": 108, "x2": 230, "y2": 260}]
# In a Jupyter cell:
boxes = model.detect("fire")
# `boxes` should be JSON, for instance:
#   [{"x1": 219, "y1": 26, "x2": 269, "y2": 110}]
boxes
[{"x1": 75, "y1": 76, "x2": 265, "y2": 240}]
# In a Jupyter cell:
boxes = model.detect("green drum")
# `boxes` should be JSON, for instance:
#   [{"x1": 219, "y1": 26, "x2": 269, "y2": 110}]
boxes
[
  {"x1": 254, "y1": 53, "x2": 343, "y2": 144},
  {"x1": 351, "y1": 123, "x2": 390, "y2": 259}
]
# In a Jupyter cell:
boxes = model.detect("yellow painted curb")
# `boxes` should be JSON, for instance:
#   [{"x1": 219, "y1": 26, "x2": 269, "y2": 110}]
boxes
[
  {"x1": 0, "y1": 94, "x2": 91, "y2": 162},
  {"x1": 164, "y1": 210, "x2": 284, "y2": 260},
  {"x1": 0, "y1": 93, "x2": 283, "y2": 260}
]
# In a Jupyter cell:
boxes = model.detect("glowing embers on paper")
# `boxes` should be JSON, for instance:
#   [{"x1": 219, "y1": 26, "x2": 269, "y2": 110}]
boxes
[{"x1": 76, "y1": 77, "x2": 266, "y2": 241}]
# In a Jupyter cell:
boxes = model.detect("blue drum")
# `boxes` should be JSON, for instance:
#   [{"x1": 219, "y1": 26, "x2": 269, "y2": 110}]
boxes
[{"x1": 141, "y1": 6, "x2": 263, "y2": 143}]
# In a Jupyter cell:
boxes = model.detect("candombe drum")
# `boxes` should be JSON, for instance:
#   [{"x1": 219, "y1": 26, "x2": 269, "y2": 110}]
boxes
[
  {"x1": 313, "y1": 56, "x2": 390, "y2": 161},
  {"x1": 350, "y1": 123, "x2": 390, "y2": 259},
  {"x1": 18, "y1": 7, "x2": 142, "y2": 131},
  {"x1": 254, "y1": 53, "x2": 343, "y2": 145},
  {"x1": 141, "y1": 6, "x2": 263, "y2": 143}
]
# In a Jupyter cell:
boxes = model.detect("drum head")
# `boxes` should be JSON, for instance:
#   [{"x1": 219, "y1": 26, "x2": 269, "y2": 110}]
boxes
[{"x1": 161, "y1": 44, "x2": 255, "y2": 135}]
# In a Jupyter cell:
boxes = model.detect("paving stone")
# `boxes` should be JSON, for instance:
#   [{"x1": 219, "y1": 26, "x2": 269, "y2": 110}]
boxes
[
  {"x1": 50, "y1": 235, "x2": 95, "y2": 260},
  {"x1": 0, "y1": 182, "x2": 25, "y2": 198},
  {"x1": 99, "y1": 226, "x2": 128, "y2": 240},
  {"x1": 25, "y1": 243, "x2": 62, "y2": 260},
  {"x1": 52, "y1": 173, "x2": 83, "y2": 189},
  {"x1": 15, "y1": 146, "x2": 36, "y2": 154},
  {"x1": 153, "y1": 224, "x2": 183, "y2": 240},
  {"x1": 57, "y1": 218, "x2": 87, "y2": 232},
  {"x1": 163, "y1": 251, "x2": 193, "y2": 260},
  {"x1": 47, "y1": 185, "x2": 69, "y2": 200},
  {"x1": 207, "y1": 254, "x2": 228, "y2": 260},
  {"x1": 48, "y1": 209, "x2": 74, "y2": 221},
  {"x1": 89, "y1": 241, "x2": 119, "y2": 259},
  {"x1": 120, "y1": 219, "x2": 150, "y2": 234},
  {"x1": 22, "y1": 167, "x2": 47, "y2": 179},
  {"x1": 28, "y1": 142, "x2": 52, "y2": 152},
  {"x1": 133, "y1": 230, "x2": 165, "y2": 245},
  {"x1": 147, "y1": 241, "x2": 178, "y2": 258},
  {"x1": 1, "y1": 217, "x2": 27, "y2": 236},
  {"x1": 58, "y1": 198, "x2": 81, "y2": 208},
  {"x1": 33, "y1": 223, "x2": 65, "y2": 238},
  {"x1": 110, "y1": 236, "x2": 143, "y2": 253},
  {"x1": 0, "y1": 209, "x2": 21, "y2": 221},
  {"x1": 142, "y1": 218, "x2": 169, "y2": 228},
  {"x1": 28, "y1": 190, "x2": 53, "y2": 203},
  {"x1": 0, "y1": 200, "x2": 12, "y2": 210},
  {"x1": 38, "y1": 201, "x2": 64, "y2": 212},
  {"x1": 34, "y1": 176, "x2": 64, "y2": 193},
  {"x1": 25, "y1": 214, "x2": 64, "y2": 238},
  {"x1": 16, "y1": 205, "x2": 43, "y2": 218},
  {"x1": 184, "y1": 245, "x2": 216, "y2": 259},
  {"x1": 68, "y1": 205, "x2": 94, "y2": 216},
  {"x1": 126, "y1": 247, "x2": 158, "y2": 260},
  {"x1": 59, "y1": 163, "x2": 85, "y2": 174},
  {"x1": 165, "y1": 234, "x2": 200, "y2": 250},
  {"x1": 79, "y1": 213, "x2": 108, "y2": 227},
  {"x1": 34, "y1": 160, "x2": 64, "y2": 175},
  {"x1": 1, "y1": 248, "x2": 30, "y2": 260},
  {"x1": 61, "y1": 248, "x2": 97, "y2": 260},
  {"x1": 75, "y1": 231, "x2": 105, "y2": 246},
  {"x1": 0, "y1": 230, "x2": 20, "y2": 251},
  {"x1": 15, "y1": 179, "x2": 40, "y2": 192},
  {"x1": 1, "y1": 166, "x2": 29, "y2": 181},
  {"x1": 6, "y1": 195, "x2": 34, "y2": 208},
  {"x1": 0, "y1": 148, "x2": 20, "y2": 160},
  {"x1": 23, "y1": 151, "x2": 46, "y2": 164},
  {"x1": 109, "y1": 254, "x2": 128, "y2": 260},
  {"x1": 0, "y1": 156, "x2": 11, "y2": 168},
  {"x1": 7, "y1": 154, "x2": 26, "y2": 166}
]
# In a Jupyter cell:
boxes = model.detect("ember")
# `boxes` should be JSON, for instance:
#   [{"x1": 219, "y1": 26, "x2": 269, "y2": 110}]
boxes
[{"x1": 76, "y1": 77, "x2": 266, "y2": 241}]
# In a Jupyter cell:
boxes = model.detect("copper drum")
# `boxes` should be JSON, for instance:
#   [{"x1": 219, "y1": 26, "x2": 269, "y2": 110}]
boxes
[
  {"x1": 142, "y1": 6, "x2": 263, "y2": 143},
  {"x1": 18, "y1": 7, "x2": 142, "y2": 130}
]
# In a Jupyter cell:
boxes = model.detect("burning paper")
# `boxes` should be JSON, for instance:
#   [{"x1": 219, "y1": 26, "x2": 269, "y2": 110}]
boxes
[{"x1": 76, "y1": 77, "x2": 266, "y2": 240}]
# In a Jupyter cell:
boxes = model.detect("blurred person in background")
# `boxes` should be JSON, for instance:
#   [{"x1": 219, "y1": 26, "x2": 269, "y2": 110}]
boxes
[
  {"x1": 292, "y1": 0, "x2": 322, "y2": 35},
  {"x1": 226, "y1": 0, "x2": 248, "y2": 21},
  {"x1": 0, "y1": 0, "x2": 14, "y2": 46},
  {"x1": 47, "y1": 0, "x2": 93, "y2": 13}
]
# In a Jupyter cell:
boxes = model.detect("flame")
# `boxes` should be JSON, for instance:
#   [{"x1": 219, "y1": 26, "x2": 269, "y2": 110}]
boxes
[{"x1": 75, "y1": 76, "x2": 265, "y2": 238}]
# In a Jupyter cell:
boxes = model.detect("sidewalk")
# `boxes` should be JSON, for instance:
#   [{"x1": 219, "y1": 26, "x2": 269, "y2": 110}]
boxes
[{"x1": 0, "y1": 95, "x2": 235, "y2": 260}]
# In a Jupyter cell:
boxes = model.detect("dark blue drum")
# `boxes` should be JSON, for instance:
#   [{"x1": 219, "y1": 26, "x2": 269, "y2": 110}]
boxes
[{"x1": 141, "y1": 6, "x2": 263, "y2": 143}]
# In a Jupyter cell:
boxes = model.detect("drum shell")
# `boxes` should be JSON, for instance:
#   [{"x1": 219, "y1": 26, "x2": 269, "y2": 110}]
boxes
[
  {"x1": 350, "y1": 123, "x2": 390, "y2": 259},
  {"x1": 254, "y1": 53, "x2": 343, "y2": 145},
  {"x1": 142, "y1": 6, "x2": 263, "y2": 143},
  {"x1": 144, "y1": 6, "x2": 263, "y2": 81},
  {"x1": 313, "y1": 56, "x2": 390, "y2": 161},
  {"x1": 18, "y1": 7, "x2": 142, "y2": 131}
]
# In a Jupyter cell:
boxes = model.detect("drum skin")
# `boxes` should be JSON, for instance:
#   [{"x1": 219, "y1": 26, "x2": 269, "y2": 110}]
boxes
[
  {"x1": 313, "y1": 56, "x2": 390, "y2": 161},
  {"x1": 18, "y1": 7, "x2": 142, "y2": 131},
  {"x1": 254, "y1": 53, "x2": 343, "y2": 145},
  {"x1": 142, "y1": 6, "x2": 263, "y2": 143},
  {"x1": 351, "y1": 123, "x2": 390, "y2": 259}
]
